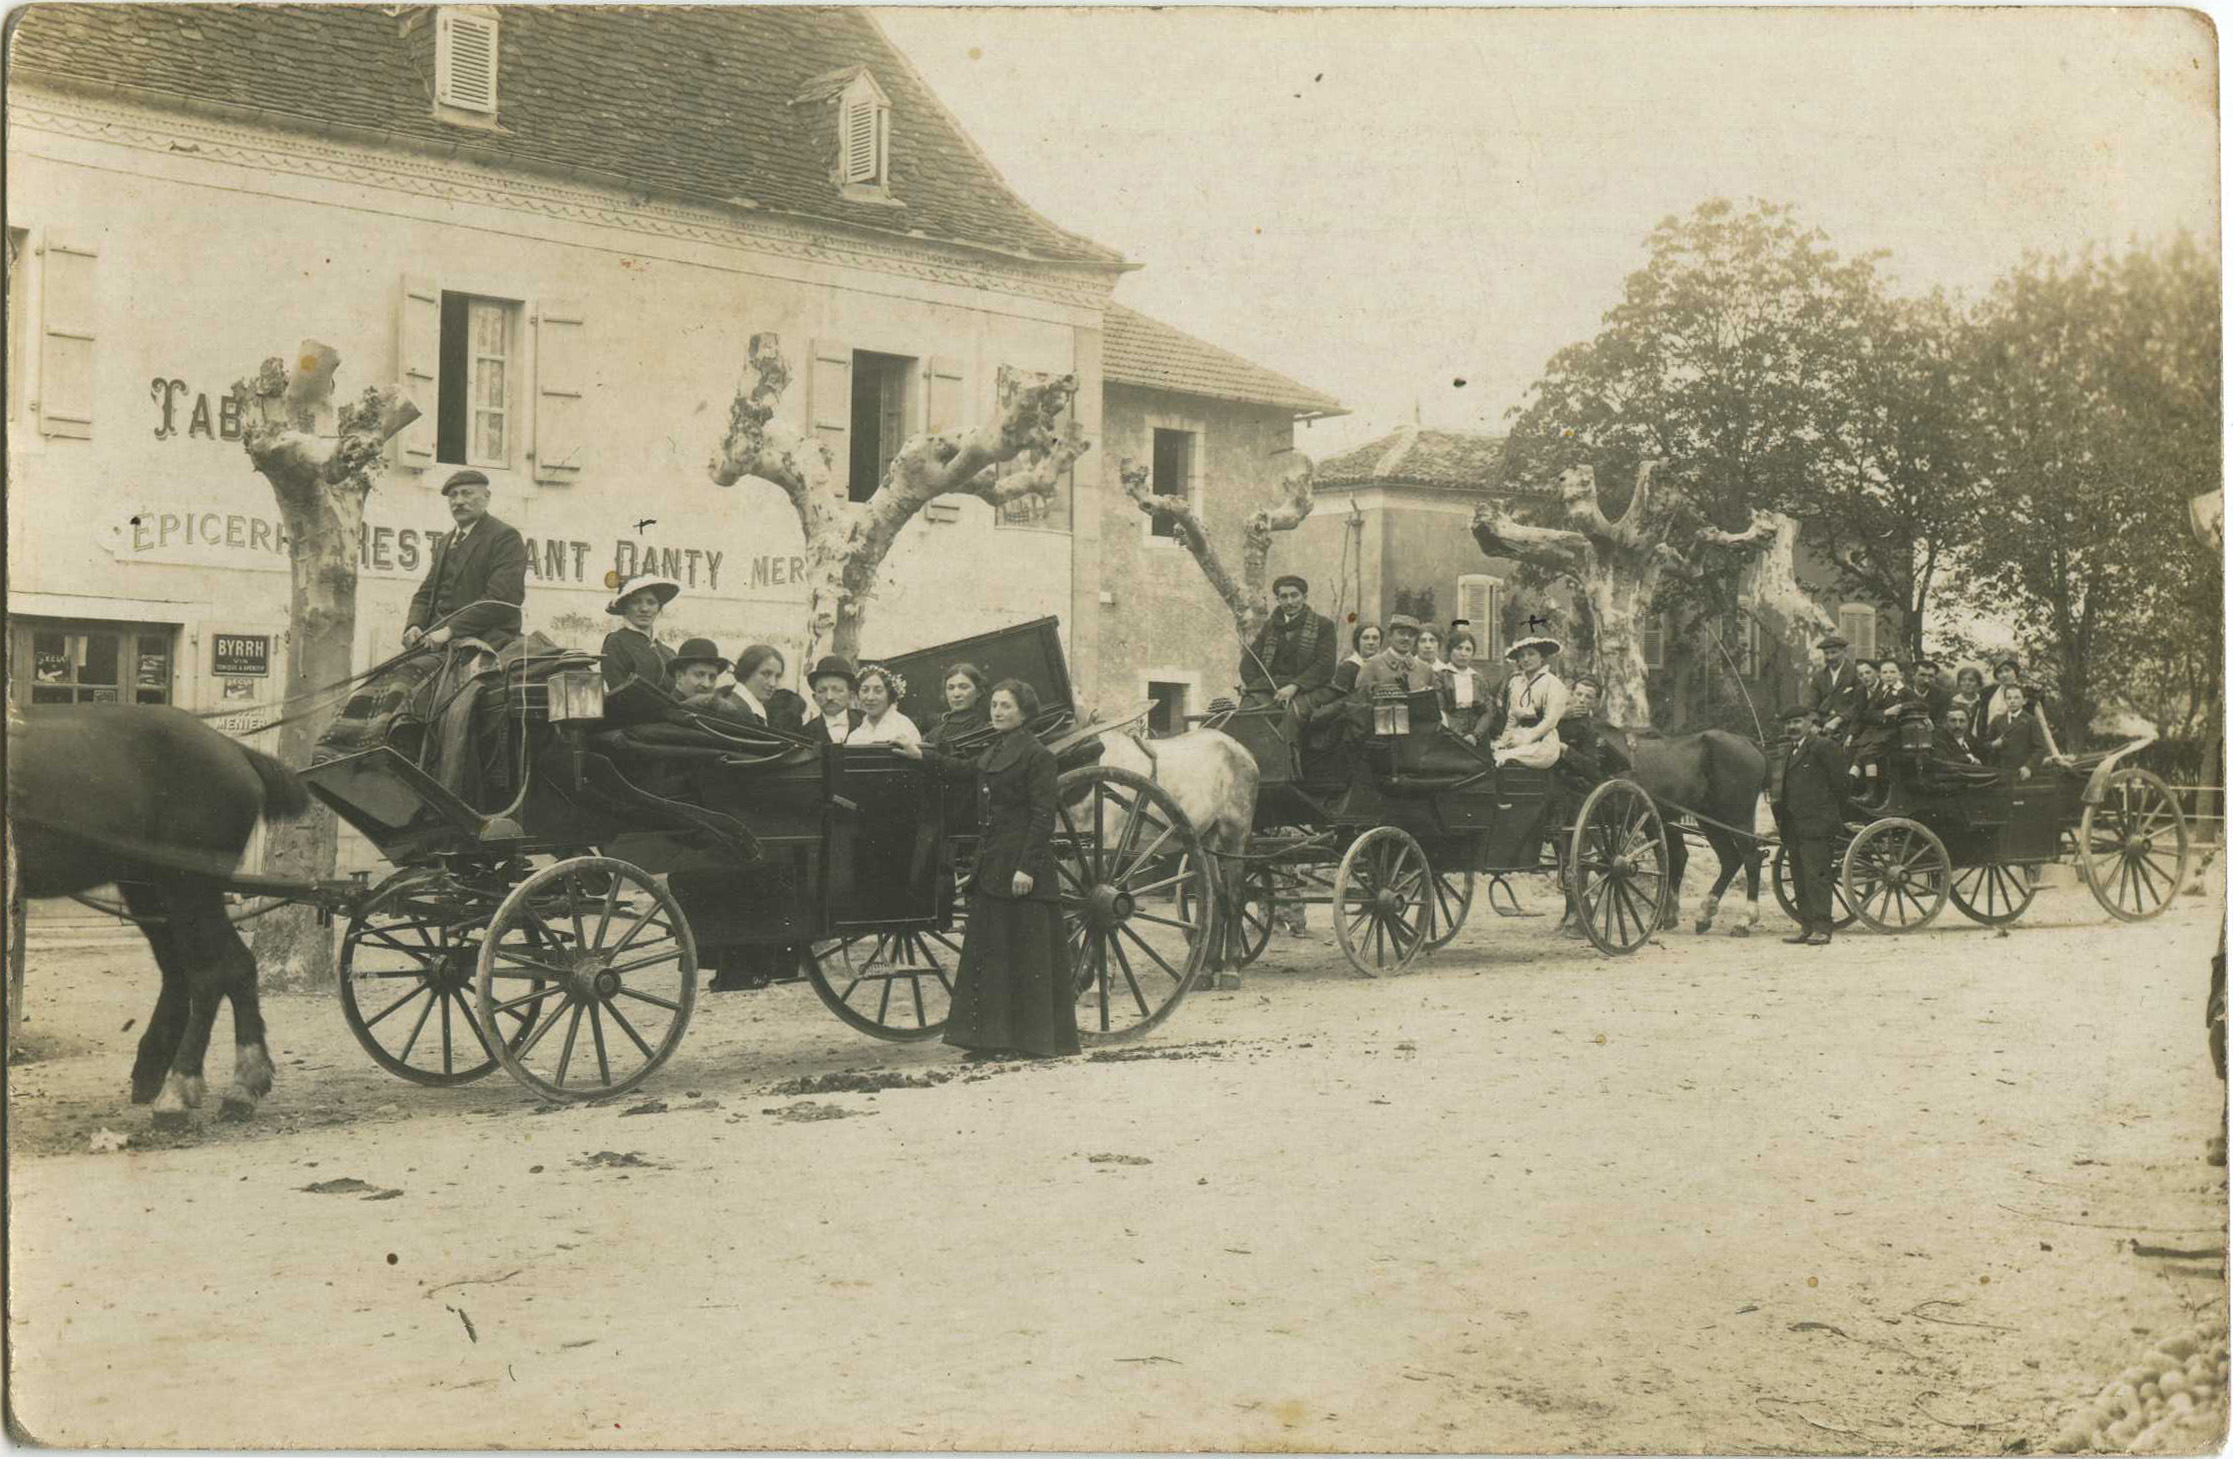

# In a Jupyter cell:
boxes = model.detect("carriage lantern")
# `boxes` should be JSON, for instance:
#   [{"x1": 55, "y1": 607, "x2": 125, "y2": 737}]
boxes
[
  {"x1": 1896, "y1": 703, "x2": 1935, "y2": 755},
  {"x1": 1372, "y1": 685, "x2": 1411, "y2": 737},
  {"x1": 545, "y1": 668, "x2": 607, "y2": 724}
]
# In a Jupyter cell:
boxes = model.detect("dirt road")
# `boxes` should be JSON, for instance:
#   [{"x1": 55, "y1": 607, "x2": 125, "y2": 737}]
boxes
[{"x1": 7, "y1": 877, "x2": 2226, "y2": 1451}]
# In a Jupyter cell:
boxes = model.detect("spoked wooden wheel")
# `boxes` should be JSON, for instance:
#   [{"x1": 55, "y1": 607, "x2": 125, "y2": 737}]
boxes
[
  {"x1": 1841, "y1": 818, "x2": 1950, "y2": 934},
  {"x1": 1332, "y1": 826, "x2": 1433, "y2": 976},
  {"x1": 2079, "y1": 768, "x2": 2192, "y2": 923},
  {"x1": 475, "y1": 857, "x2": 696, "y2": 1101},
  {"x1": 1054, "y1": 766, "x2": 1210, "y2": 1042},
  {"x1": 339, "y1": 868, "x2": 523, "y2": 1087},
  {"x1": 1422, "y1": 869, "x2": 1477, "y2": 950},
  {"x1": 1950, "y1": 860, "x2": 2039, "y2": 927},
  {"x1": 806, "y1": 929, "x2": 963, "y2": 1041},
  {"x1": 1770, "y1": 844, "x2": 1857, "y2": 931},
  {"x1": 1569, "y1": 779, "x2": 1671, "y2": 956},
  {"x1": 1176, "y1": 862, "x2": 1276, "y2": 969}
]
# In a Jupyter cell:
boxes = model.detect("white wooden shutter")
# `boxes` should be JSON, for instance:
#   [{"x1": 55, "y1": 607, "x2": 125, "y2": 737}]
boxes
[
  {"x1": 1838, "y1": 605, "x2": 1876, "y2": 659},
  {"x1": 533, "y1": 299, "x2": 585, "y2": 484},
  {"x1": 437, "y1": 9, "x2": 499, "y2": 115},
  {"x1": 394, "y1": 275, "x2": 439, "y2": 470},
  {"x1": 1457, "y1": 576, "x2": 1498, "y2": 659},
  {"x1": 925, "y1": 355, "x2": 965, "y2": 434},
  {"x1": 38, "y1": 233, "x2": 97, "y2": 439},
  {"x1": 807, "y1": 338, "x2": 852, "y2": 481},
  {"x1": 843, "y1": 98, "x2": 880, "y2": 183}
]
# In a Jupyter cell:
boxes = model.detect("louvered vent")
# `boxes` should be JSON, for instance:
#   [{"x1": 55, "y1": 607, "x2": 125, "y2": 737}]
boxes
[
  {"x1": 437, "y1": 9, "x2": 498, "y2": 115},
  {"x1": 843, "y1": 95, "x2": 882, "y2": 183}
]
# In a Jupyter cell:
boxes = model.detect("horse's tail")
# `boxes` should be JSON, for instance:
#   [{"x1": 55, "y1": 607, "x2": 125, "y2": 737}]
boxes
[{"x1": 239, "y1": 745, "x2": 311, "y2": 823}]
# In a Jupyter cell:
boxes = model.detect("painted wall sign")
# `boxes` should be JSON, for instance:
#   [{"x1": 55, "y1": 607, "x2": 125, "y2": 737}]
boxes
[
  {"x1": 150, "y1": 378, "x2": 245, "y2": 441},
  {"x1": 212, "y1": 633, "x2": 270, "y2": 677}
]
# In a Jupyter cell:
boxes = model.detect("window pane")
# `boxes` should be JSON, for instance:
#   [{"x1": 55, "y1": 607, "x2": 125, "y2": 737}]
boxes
[
  {"x1": 478, "y1": 358, "x2": 506, "y2": 407},
  {"x1": 80, "y1": 633, "x2": 118, "y2": 685},
  {"x1": 474, "y1": 410, "x2": 505, "y2": 463},
  {"x1": 31, "y1": 686, "x2": 70, "y2": 705},
  {"x1": 137, "y1": 635, "x2": 170, "y2": 690},
  {"x1": 32, "y1": 632, "x2": 68, "y2": 684},
  {"x1": 471, "y1": 301, "x2": 506, "y2": 355}
]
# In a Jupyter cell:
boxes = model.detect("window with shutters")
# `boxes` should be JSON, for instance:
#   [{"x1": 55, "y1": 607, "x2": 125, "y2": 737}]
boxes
[
  {"x1": 435, "y1": 292, "x2": 520, "y2": 468},
  {"x1": 1837, "y1": 603, "x2": 1879, "y2": 659},
  {"x1": 1149, "y1": 428, "x2": 1197, "y2": 542},
  {"x1": 848, "y1": 351, "x2": 915, "y2": 502},
  {"x1": 1641, "y1": 613, "x2": 1666, "y2": 670},
  {"x1": 1725, "y1": 610, "x2": 1763, "y2": 679},
  {"x1": 436, "y1": 8, "x2": 499, "y2": 116},
  {"x1": 6, "y1": 229, "x2": 26, "y2": 426},
  {"x1": 1455, "y1": 574, "x2": 1503, "y2": 662},
  {"x1": 838, "y1": 73, "x2": 891, "y2": 190}
]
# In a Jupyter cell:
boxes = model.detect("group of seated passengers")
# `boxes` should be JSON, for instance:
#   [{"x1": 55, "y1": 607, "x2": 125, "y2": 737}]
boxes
[
  {"x1": 596, "y1": 572, "x2": 995, "y2": 749},
  {"x1": 1807, "y1": 635, "x2": 2050, "y2": 807}
]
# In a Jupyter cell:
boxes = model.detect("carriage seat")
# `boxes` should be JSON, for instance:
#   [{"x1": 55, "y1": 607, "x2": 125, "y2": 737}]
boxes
[{"x1": 1922, "y1": 756, "x2": 2004, "y2": 792}]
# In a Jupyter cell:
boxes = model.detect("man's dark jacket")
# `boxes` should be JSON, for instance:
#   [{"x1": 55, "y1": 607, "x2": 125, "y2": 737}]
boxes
[
  {"x1": 1803, "y1": 659, "x2": 1866, "y2": 732},
  {"x1": 803, "y1": 708, "x2": 867, "y2": 745},
  {"x1": 407, "y1": 513, "x2": 528, "y2": 645},
  {"x1": 1987, "y1": 717, "x2": 2044, "y2": 778},
  {"x1": 1771, "y1": 733, "x2": 1849, "y2": 834},
  {"x1": 1243, "y1": 608, "x2": 1339, "y2": 709}
]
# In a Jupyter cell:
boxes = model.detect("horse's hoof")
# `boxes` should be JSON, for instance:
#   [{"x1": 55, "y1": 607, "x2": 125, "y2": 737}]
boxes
[
  {"x1": 150, "y1": 1108, "x2": 192, "y2": 1132},
  {"x1": 218, "y1": 1097, "x2": 256, "y2": 1123},
  {"x1": 1728, "y1": 925, "x2": 1752, "y2": 938},
  {"x1": 1693, "y1": 917, "x2": 1713, "y2": 935}
]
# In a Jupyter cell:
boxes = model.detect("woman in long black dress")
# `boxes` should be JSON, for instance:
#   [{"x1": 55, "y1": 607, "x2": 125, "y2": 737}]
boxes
[{"x1": 895, "y1": 679, "x2": 1078, "y2": 1059}]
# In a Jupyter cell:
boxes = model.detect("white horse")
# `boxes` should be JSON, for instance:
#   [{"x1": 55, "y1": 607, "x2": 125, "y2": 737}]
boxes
[{"x1": 1090, "y1": 726, "x2": 1259, "y2": 986}]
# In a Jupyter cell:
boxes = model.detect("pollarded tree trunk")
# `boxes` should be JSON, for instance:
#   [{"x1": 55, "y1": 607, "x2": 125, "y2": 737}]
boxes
[
  {"x1": 1472, "y1": 462, "x2": 1834, "y2": 728},
  {"x1": 707, "y1": 334, "x2": 1089, "y2": 663},
  {"x1": 232, "y1": 345, "x2": 419, "y2": 987},
  {"x1": 1117, "y1": 452, "x2": 1315, "y2": 655}
]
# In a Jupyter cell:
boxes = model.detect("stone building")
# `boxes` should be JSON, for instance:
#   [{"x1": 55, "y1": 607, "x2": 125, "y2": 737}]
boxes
[
  {"x1": 1270, "y1": 426, "x2": 1890, "y2": 730},
  {"x1": 1094, "y1": 304, "x2": 1345, "y2": 732}
]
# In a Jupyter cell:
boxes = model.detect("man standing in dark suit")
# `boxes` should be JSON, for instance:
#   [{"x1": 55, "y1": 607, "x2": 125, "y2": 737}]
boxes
[
  {"x1": 1983, "y1": 684, "x2": 2045, "y2": 781},
  {"x1": 402, "y1": 469, "x2": 528, "y2": 649},
  {"x1": 1243, "y1": 576, "x2": 1341, "y2": 733},
  {"x1": 1771, "y1": 704, "x2": 1849, "y2": 947},
  {"x1": 1801, "y1": 634, "x2": 1866, "y2": 742}
]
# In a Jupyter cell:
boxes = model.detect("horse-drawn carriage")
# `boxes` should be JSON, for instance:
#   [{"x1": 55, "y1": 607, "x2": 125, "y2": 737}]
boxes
[
  {"x1": 313, "y1": 617, "x2": 1217, "y2": 1101},
  {"x1": 1768, "y1": 702, "x2": 2193, "y2": 933},
  {"x1": 1181, "y1": 686, "x2": 1675, "y2": 976}
]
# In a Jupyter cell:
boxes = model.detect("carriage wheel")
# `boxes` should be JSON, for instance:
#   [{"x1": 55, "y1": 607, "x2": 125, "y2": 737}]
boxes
[
  {"x1": 476, "y1": 856, "x2": 697, "y2": 1101},
  {"x1": 1570, "y1": 780, "x2": 1672, "y2": 956},
  {"x1": 339, "y1": 868, "x2": 517, "y2": 1087},
  {"x1": 2079, "y1": 768, "x2": 2192, "y2": 923},
  {"x1": 1950, "y1": 860, "x2": 2039, "y2": 926},
  {"x1": 1175, "y1": 862, "x2": 1276, "y2": 968},
  {"x1": 1841, "y1": 818, "x2": 1950, "y2": 934},
  {"x1": 1770, "y1": 844, "x2": 1857, "y2": 931},
  {"x1": 1054, "y1": 766, "x2": 1210, "y2": 1041},
  {"x1": 1332, "y1": 827, "x2": 1433, "y2": 976},
  {"x1": 806, "y1": 929, "x2": 961, "y2": 1041},
  {"x1": 1422, "y1": 869, "x2": 1477, "y2": 950}
]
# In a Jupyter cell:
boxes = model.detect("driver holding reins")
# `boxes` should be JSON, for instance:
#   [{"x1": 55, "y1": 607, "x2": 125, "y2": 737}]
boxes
[{"x1": 401, "y1": 470, "x2": 528, "y2": 651}]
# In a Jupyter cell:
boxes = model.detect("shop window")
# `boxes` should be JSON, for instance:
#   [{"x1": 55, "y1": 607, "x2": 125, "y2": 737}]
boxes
[
  {"x1": 1149, "y1": 428, "x2": 1196, "y2": 540},
  {"x1": 1148, "y1": 680, "x2": 1190, "y2": 735},
  {"x1": 848, "y1": 350, "x2": 914, "y2": 502},
  {"x1": 436, "y1": 292, "x2": 519, "y2": 468},
  {"x1": 16, "y1": 623, "x2": 172, "y2": 706}
]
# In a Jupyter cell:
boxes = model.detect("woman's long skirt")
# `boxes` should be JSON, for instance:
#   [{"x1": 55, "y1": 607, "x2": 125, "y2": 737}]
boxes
[{"x1": 944, "y1": 893, "x2": 1080, "y2": 1057}]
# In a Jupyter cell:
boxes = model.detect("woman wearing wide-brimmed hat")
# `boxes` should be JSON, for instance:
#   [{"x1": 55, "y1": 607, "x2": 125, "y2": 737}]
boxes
[
  {"x1": 1490, "y1": 635, "x2": 1568, "y2": 769},
  {"x1": 599, "y1": 573, "x2": 684, "y2": 723}
]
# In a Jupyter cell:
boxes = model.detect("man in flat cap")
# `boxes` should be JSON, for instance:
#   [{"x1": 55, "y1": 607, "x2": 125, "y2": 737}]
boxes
[
  {"x1": 402, "y1": 469, "x2": 529, "y2": 651},
  {"x1": 1243, "y1": 575, "x2": 1341, "y2": 742},
  {"x1": 1352, "y1": 612, "x2": 1438, "y2": 708},
  {"x1": 1770, "y1": 703, "x2": 1848, "y2": 947},
  {"x1": 1802, "y1": 633, "x2": 1865, "y2": 742}
]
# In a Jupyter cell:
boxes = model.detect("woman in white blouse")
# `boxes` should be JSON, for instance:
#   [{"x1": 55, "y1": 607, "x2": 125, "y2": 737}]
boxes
[
  {"x1": 850, "y1": 664, "x2": 924, "y2": 749},
  {"x1": 1491, "y1": 637, "x2": 1568, "y2": 769}
]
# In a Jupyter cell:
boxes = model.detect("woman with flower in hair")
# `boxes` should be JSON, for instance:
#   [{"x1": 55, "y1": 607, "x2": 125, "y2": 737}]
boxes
[{"x1": 850, "y1": 663, "x2": 923, "y2": 749}]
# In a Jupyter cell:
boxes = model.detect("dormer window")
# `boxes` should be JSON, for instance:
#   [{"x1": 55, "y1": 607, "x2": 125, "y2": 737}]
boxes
[
  {"x1": 838, "y1": 72, "x2": 890, "y2": 189},
  {"x1": 435, "y1": 7, "x2": 499, "y2": 116}
]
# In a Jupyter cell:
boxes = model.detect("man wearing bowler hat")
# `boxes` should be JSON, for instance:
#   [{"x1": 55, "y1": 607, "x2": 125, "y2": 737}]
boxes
[
  {"x1": 666, "y1": 639, "x2": 762, "y2": 726},
  {"x1": 402, "y1": 469, "x2": 529, "y2": 650},
  {"x1": 1770, "y1": 704, "x2": 1848, "y2": 947},
  {"x1": 1244, "y1": 575, "x2": 1342, "y2": 740},
  {"x1": 802, "y1": 655, "x2": 866, "y2": 745},
  {"x1": 1802, "y1": 633, "x2": 1865, "y2": 741}
]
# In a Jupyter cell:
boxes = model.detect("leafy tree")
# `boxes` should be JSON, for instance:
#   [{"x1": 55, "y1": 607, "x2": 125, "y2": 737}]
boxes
[{"x1": 1955, "y1": 235, "x2": 2221, "y2": 748}]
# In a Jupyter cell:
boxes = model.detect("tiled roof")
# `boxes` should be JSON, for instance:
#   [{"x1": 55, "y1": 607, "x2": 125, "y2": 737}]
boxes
[
  {"x1": 1102, "y1": 304, "x2": 1345, "y2": 418},
  {"x1": 1316, "y1": 426, "x2": 1510, "y2": 493},
  {"x1": 7, "y1": 5, "x2": 1127, "y2": 269}
]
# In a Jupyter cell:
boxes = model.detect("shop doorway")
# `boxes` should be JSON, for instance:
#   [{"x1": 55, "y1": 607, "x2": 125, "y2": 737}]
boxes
[{"x1": 10, "y1": 618, "x2": 177, "y2": 708}]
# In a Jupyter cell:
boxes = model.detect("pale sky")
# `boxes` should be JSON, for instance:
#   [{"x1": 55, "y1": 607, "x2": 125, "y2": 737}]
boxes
[{"x1": 876, "y1": 6, "x2": 2220, "y2": 458}]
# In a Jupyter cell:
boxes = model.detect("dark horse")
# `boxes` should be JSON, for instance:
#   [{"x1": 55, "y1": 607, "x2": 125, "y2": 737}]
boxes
[
  {"x1": 1602, "y1": 727, "x2": 1770, "y2": 936},
  {"x1": 8, "y1": 704, "x2": 309, "y2": 1125}
]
